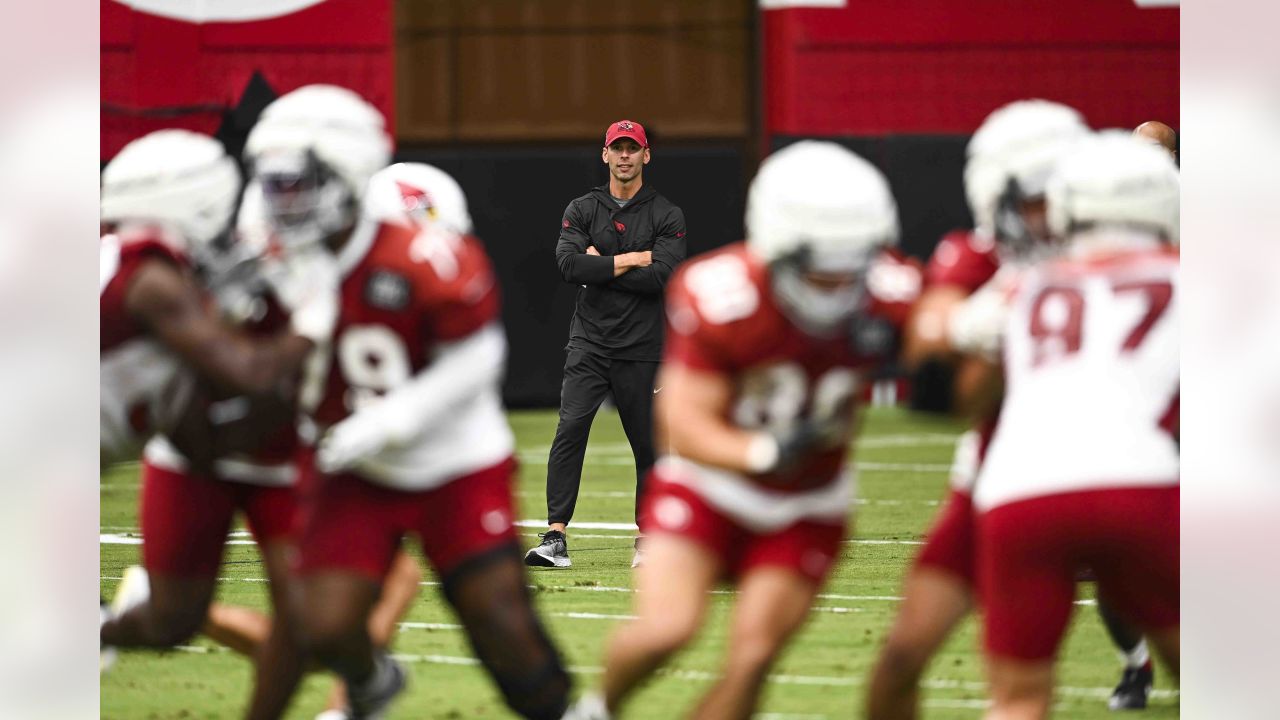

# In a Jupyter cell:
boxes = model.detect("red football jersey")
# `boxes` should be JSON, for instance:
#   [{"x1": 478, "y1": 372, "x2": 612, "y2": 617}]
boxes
[
  {"x1": 664, "y1": 242, "x2": 907, "y2": 493},
  {"x1": 308, "y1": 221, "x2": 501, "y2": 428},
  {"x1": 924, "y1": 230, "x2": 1000, "y2": 294},
  {"x1": 100, "y1": 227, "x2": 195, "y2": 465}
]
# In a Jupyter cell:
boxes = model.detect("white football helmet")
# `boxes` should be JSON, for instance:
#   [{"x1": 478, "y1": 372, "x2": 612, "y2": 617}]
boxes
[
  {"x1": 1047, "y1": 131, "x2": 1180, "y2": 245},
  {"x1": 362, "y1": 162, "x2": 473, "y2": 235},
  {"x1": 100, "y1": 129, "x2": 241, "y2": 251},
  {"x1": 964, "y1": 99, "x2": 1090, "y2": 251},
  {"x1": 746, "y1": 140, "x2": 899, "y2": 336},
  {"x1": 244, "y1": 84, "x2": 392, "y2": 249}
]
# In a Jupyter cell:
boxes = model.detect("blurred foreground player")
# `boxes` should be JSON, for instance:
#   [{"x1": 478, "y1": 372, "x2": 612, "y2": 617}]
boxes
[
  {"x1": 568, "y1": 141, "x2": 908, "y2": 719},
  {"x1": 869, "y1": 100, "x2": 1090, "y2": 720},
  {"x1": 975, "y1": 133, "x2": 1180, "y2": 720},
  {"x1": 138, "y1": 179, "x2": 420, "y2": 720},
  {"x1": 98, "y1": 129, "x2": 339, "y2": 720},
  {"x1": 244, "y1": 85, "x2": 571, "y2": 720}
]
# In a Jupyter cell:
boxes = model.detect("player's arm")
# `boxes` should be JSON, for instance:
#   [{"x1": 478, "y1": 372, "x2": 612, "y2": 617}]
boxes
[
  {"x1": 952, "y1": 354, "x2": 1003, "y2": 422},
  {"x1": 658, "y1": 360, "x2": 838, "y2": 475},
  {"x1": 902, "y1": 285, "x2": 970, "y2": 369},
  {"x1": 556, "y1": 200, "x2": 647, "y2": 283},
  {"x1": 316, "y1": 322, "x2": 507, "y2": 472},
  {"x1": 607, "y1": 207, "x2": 687, "y2": 295},
  {"x1": 657, "y1": 362, "x2": 766, "y2": 474},
  {"x1": 125, "y1": 259, "x2": 315, "y2": 396}
]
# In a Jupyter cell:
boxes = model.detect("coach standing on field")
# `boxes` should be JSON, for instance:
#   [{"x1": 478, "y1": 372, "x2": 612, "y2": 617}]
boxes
[{"x1": 526, "y1": 120, "x2": 686, "y2": 569}]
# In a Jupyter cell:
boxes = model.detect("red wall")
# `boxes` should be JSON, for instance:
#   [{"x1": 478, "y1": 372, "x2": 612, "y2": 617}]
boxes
[
  {"x1": 761, "y1": 0, "x2": 1179, "y2": 139},
  {"x1": 101, "y1": 0, "x2": 393, "y2": 159}
]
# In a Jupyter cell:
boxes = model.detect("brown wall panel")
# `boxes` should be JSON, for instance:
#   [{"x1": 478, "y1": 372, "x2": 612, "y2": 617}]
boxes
[
  {"x1": 395, "y1": 0, "x2": 749, "y2": 143},
  {"x1": 396, "y1": 36, "x2": 453, "y2": 141}
]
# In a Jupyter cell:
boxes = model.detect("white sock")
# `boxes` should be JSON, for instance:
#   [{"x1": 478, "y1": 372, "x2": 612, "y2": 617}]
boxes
[{"x1": 1120, "y1": 639, "x2": 1150, "y2": 669}]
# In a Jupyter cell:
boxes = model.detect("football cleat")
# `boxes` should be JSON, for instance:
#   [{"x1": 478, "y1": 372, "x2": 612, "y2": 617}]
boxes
[
  {"x1": 100, "y1": 600, "x2": 117, "y2": 673},
  {"x1": 524, "y1": 530, "x2": 571, "y2": 568},
  {"x1": 1108, "y1": 660, "x2": 1154, "y2": 711},
  {"x1": 345, "y1": 652, "x2": 406, "y2": 720},
  {"x1": 561, "y1": 692, "x2": 612, "y2": 720},
  {"x1": 112, "y1": 565, "x2": 151, "y2": 618},
  {"x1": 630, "y1": 535, "x2": 644, "y2": 569}
]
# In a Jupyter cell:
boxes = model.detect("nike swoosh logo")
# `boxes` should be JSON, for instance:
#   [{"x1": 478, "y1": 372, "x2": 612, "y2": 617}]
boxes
[{"x1": 653, "y1": 387, "x2": 663, "y2": 394}]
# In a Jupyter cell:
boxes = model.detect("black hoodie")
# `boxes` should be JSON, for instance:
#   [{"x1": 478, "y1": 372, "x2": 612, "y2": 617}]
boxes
[{"x1": 555, "y1": 183, "x2": 687, "y2": 361}]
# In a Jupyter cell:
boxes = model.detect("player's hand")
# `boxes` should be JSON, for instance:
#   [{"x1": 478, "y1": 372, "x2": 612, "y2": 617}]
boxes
[
  {"x1": 316, "y1": 413, "x2": 389, "y2": 474},
  {"x1": 947, "y1": 270, "x2": 1018, "y2": 360},
  {"x1": 747, "y1": 418, "x2": 846, "y2": 474},
  {"x1": 586, "y1": 245, "x2": 600, "y2": 256},
  {"x1": 635, "y1": 250, "x2": 653, "y2": 267},
  {"x1": 263, "y1": 248, "x2": 340, "y2": 346},
  {"x1": 773, "y1": 418, "x2": 844, "y2": 471}
]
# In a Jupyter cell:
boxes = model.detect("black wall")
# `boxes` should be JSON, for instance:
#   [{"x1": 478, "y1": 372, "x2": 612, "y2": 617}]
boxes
[{"x1": 398, "y1": 135, "x2": 973, "y2": 408}]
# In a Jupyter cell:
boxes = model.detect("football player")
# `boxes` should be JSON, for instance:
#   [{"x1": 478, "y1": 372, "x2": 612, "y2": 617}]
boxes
[
  {"x1": 868, "y1": 99, "x2": 1106, "y2": 719},
  {"x1": 98, "y1": 128, "x2": 339, "y2": 720},
  {"x1": 243, "y1": 85, "x2": 571, "y2": 720},
  {"x1": 191, "y1": 174, "x2": 426, "y2": 720},
  {"x1": 975, "y1": 133, "x2": 1179, "y2": 720},
  {"x1": 568, "y1": 141, "x2": 907, "y2": 719}
]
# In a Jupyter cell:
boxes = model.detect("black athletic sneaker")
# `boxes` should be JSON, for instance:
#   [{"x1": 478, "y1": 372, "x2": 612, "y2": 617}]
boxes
[
  {"x1": 346, "y1": 653, "x2": 407, "y2": 719},
  {"x1": 1108, "y1": 661, "x2": 1153, "y2": 711},
  {"x1": 524, "y1": 530, "x2": 571, "y2": 568}
]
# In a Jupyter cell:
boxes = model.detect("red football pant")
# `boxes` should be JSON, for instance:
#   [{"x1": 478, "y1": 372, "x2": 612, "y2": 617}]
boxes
[
  {"x1": 139, "y1": 461, "x2": 296, "y2": 577},
  {"x1": 641, "y1": 474, "x2": 845, "y2": 585},
  {"x1": 977, "y1": 485, "x2": 1179, "y2": 661},
  {"x1": 295, "y1": 457, "x2": 518, "y2": 581}
]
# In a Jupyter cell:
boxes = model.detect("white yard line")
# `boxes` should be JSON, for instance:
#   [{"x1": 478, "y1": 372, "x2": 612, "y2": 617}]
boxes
[
  {"x1": 162, "y1": 644, "x2": 1178, "y2": 700},
  {"x1": 103, "y1": 571, "x2": 1101, "y2": 610}
]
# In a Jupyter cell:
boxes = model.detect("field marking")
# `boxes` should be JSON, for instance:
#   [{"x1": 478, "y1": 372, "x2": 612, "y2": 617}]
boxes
[
  {"x1": 159, "y1": 645, "x2": 1176, "y2": 702},
  {"x1": 514, "y1": 434, "x2": 958, "y2": 460},
  {"x1": 103, "y1": 573, "x2": 1101, "y2": 611},
  {"x1": 515, "y1": 454, "x2": 950, "y2": 473},
  {"x1": 382, "y1": 652, "x2": 1178, "y2": 700}
]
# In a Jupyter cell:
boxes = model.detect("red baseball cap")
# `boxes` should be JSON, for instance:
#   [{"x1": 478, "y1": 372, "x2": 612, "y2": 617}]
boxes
[{"x1": 604, "y1": 120, "x2": 648, "y2": 148}]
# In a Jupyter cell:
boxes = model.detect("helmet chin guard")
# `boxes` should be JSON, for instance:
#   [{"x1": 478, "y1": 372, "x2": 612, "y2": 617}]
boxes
[{"x1": 253, "y1": 149, "x2": 354, "y2": 251}]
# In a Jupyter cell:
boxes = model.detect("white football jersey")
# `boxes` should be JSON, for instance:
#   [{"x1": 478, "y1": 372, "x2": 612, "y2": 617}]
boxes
[{"x1": 975, "y1": 243, "x2": 1179, "y2": 511}]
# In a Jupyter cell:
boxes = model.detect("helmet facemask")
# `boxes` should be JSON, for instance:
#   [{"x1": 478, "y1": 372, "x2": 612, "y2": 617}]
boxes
[
  {"x1": 768, "y1": 243, "x2": 874, "y2": 339},
  {"x1": 254, "y1": 149, "x2": 356, "y2": 251},
  {"x1": 993, "y1": 177, "x2": 1056, "y2": 263}
]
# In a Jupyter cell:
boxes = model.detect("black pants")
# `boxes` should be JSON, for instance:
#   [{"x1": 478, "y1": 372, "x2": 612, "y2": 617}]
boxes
[{"x1": 546, "y1": 349, "x2": 658, "y2": 526}]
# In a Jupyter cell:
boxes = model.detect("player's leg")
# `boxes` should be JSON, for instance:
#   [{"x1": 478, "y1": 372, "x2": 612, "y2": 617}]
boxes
[
  {"x1": 601, "y1": 533, "x2": 721, "y2": 713},
  {"x1": 1090, "y1": 486, "x2": 1180, "y2": 681},
  {"x1": 240, "y1": 484, "x2": 308, "y2": 720},
  {"x1": 544, "y1": 350, "x2": 612, "y2": 529},
  {"x1": 101, "y1": 461, "x2": 232, "y2": 648},
  {"x1": 694, "y1": 566, "x2": 817, "y2": 719},
  {"x1": 293, "y1": 473, "x2": 407, "y2": 717},
  {"x1": 978, "y1": 499, "x2": 1077, "y2": 720},
  {"x1": 984, "y1": 658, "x2": 1057, "y2": 720},
  {"x1": 868, "y1": 488, "x2": 976, "y2": 720},
  {"x1": 203, "y1": 603, "x2": 270, "y2": 656},
  {"x1": 1096, "y1": 594, "x2": 1155, "y2": 710},
  {"x1": 868, "y1": 568, "x2": 972, "y2": 720},
  {"x1": 322, "y1": 548, "x2": 423, "y2": 715},
  {"x1": 420, "y1": 459, "x2": 571, "y2": 719}
]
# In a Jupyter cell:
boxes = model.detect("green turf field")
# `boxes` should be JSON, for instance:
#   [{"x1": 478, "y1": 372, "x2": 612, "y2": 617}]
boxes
[{"x1": 101, "y1": 407, "x2": 1178, "y2": 719}]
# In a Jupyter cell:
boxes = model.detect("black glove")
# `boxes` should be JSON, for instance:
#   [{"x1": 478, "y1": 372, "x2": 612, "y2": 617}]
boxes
[
  {"x1": 849, "y1": 309, "x2": 897, "y2": 360},
  {"x1": 771, "y1": 417, "x2": 845, "y2": 473}
]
